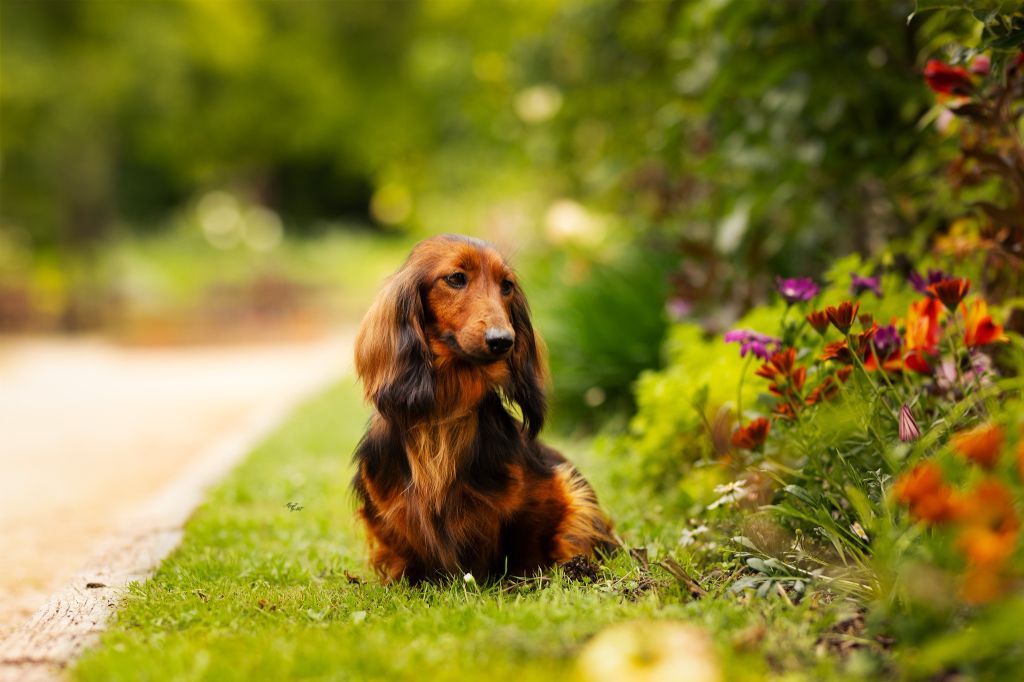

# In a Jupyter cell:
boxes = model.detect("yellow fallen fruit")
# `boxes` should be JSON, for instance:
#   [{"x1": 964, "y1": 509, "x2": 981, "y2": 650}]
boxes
[{"x1": 577, "y1": 620, "x2": 721, "y2": 682}]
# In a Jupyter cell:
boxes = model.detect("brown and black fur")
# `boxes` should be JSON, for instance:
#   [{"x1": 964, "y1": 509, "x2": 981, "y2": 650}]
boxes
[{"x1": 352, "y1": 234, "x2": 616, "y2": 582}]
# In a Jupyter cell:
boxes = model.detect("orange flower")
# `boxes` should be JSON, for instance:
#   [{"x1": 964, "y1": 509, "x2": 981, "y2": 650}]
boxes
[
  {"x1": 955, "y1": 479, "x2": 1020, "y2": 538},
  {"x1": 961, "y1": 565, "x2": 1007, "y2": 604},
  {"x1": 958, "y1": 526, "x2": 1017, "y2": 567},
  {"x1": 731, "y1": 417, "x2": 771, "y2": 450},
  {"x1": 928, "y1": 277, "x2": 970, "y2": 312},
  {"x1": 767, "y1": 370, "x2": 805, "y2": 399},
  {"x1": 903, "y1": 297, "x2": 943, "y2": 374},
  {"x1": 905, "y1": 298, "x2": 942, "y2": 351},
  {"x1": 864, "y1": 352, "x2": 903, "y2": 373},
  {"x1": 825, "y1": 301, "x2": 859, "y2": 334},
  {"x1": 897, "y1": 458, "x2": 958, "y2": 522},
  {"x1": 893, "y1": 461, "x2": 958, "y2": 525},
  {"x1": 806, "y1": 309, "x2": 831, "y2": 336},
  {"x1": 772, "y1": 402, "x2": 797, "y2": 421},
  {"x1": 962, "y1": 299, "x2": 1008, "y2": 347},
  {"x1": 955, "y1": 479, "x2": 1020, "y2": 604},
  {"x1": 951, "y1": 423, "x2": 1005, "y2": 469},
  {"x1": 756, "y1": 348, "x2": 805, "y2": 405},
  {"x1": 1018, "y1": 434, "x2": 1024, "y2": 483}
]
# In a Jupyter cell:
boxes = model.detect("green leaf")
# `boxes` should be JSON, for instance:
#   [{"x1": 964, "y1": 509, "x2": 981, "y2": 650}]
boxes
[
  {"x1": 783, "y1": 484, "x2": 816, "y2": 506},
  {"x1": 985, "y1": 26, "x2": 1024, "y2": 49}
]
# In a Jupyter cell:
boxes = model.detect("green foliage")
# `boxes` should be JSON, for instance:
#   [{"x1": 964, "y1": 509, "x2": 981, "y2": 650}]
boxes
[
  {"x1": 532, "y1": 245, "x2": 674, "y2": 431},
  {"x1": 514, "y1": 0, "x2": 965, "y2": 311},
  {"x1": 616, "y1": 242, "x2": 1024, "y2": 674}
]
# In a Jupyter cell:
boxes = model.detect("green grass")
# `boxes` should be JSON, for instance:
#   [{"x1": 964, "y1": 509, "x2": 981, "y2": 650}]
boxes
[{"x1": 73, "y1": 380, "x2": 878, "y2": 682}]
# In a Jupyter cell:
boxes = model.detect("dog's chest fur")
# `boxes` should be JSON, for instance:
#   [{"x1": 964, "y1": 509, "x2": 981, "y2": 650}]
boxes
[{"x1": 354, "y1": 395, "x2": 567, "y2": 579}]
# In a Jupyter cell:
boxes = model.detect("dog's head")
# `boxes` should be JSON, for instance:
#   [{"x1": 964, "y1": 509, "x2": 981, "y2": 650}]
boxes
[{"x1": 355, "y1": 234, "x2": 546, "y2": 436}]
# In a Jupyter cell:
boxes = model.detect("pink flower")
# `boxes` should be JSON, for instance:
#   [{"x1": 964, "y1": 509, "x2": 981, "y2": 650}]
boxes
[
  {"x1": 724, "y1": 329, "x2": 781, "y2": 361},
  {"x1": 899, "y1": 404, "x2": 920, "y2": 443}
]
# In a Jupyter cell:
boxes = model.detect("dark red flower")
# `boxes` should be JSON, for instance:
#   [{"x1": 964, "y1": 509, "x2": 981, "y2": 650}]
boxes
[
  {"x1": 806, "y1": 309, "x2": 831, "y2": 336},
  {"x1": 805, "y1": 377, "x2": 838, "y2": 406},
  {"x1": 1012, "y1": 51, "x2": 1024, "y2": 73},
  {"x1": 825, "y1": 301, "x2": 860, "y2": 334},
  {"x1": 773, "y1": 402, "x2": 798, "y2": 421},
  {"x1": 731, "y1": 417, "x2": 771, "y2": 450},
  {"x1": 923, "y1": 59, "x2": 974, "y2": 96},
  {"x1": 755, "y1": 348, "x2": 797, "y2": 380},
  {"x1": 928, "y1": 277, "x2": 970, "y2": 312},
  {"x1": 820, "y1": 340, "x2": 851, "y2": 363}
]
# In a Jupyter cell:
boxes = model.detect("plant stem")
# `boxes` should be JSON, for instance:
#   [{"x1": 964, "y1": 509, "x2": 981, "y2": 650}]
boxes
[{"x1": 737, "y1": 354, "x2": 753, "y2": 424}]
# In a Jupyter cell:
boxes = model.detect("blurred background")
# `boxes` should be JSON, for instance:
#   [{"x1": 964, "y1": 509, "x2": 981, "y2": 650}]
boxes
[{"x1": 1, "y1": 0, "x2": 982, "y2": 425}]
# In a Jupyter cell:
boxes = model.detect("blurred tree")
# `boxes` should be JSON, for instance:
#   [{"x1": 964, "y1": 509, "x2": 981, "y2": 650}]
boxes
[{"x1": 511, "y1": 0, "x2": 982, "y2": 321}]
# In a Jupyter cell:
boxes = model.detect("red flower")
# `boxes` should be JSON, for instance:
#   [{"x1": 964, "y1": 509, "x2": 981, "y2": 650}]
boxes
[
  {"x1": 923, "y1": 59, "x2": 974, "y2": 96},
  {"x1": 970, "y1": 54, "x2": 991, "y2": 76},
  {"x1": 731, "y1": 417, "x2": 771, "y2": 450}
]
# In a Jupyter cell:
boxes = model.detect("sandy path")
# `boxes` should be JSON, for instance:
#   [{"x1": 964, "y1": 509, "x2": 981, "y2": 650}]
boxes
[{"x1": 0, "y1": 332, "x2": 354, "y2": 640}]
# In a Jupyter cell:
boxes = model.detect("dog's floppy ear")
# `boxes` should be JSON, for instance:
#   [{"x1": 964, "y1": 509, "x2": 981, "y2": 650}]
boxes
[
  {"x1": 508, "y1": 285, "x2": 547, "y2": 439},
  {"x1": 355, "y1": 266, "x2": 435, "y2": 425}
]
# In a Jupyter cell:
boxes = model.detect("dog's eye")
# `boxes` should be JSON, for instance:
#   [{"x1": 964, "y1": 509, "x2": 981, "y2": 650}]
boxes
[
  {"x1": 500, "y1": 279, "x2": 514, "y2": 296},
  {"x1": 444, "y1": 272, "x2": 467, "y2": 289}
]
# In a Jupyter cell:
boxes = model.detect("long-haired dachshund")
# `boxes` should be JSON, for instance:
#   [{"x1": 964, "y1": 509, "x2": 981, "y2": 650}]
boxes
[{"x1": 352, "y1": 234, "x2": 615, "y2": 582}]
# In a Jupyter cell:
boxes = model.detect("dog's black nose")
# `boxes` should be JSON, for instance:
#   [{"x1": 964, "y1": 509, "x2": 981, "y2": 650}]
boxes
[{"x1": 485, "y1": 328, "x2": 514, "y2": 354}]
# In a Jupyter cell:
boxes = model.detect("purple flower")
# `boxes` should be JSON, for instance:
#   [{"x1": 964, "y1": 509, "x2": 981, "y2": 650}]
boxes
[
  {"x1": 850, "y1": 273, "x2": 882, "y2": 298},
  {"x1": 873, "y1": 324, "x2": 902, "y2": 357},
  {"x1": 775, "y1": 277, "x2": 819, "y2": 304},
  {"x1": 908, "y1": 268, "x2": 948, "y2": 296},
  {"x1": 724, "y1": 329, "x2": 781, "y2": 360}
]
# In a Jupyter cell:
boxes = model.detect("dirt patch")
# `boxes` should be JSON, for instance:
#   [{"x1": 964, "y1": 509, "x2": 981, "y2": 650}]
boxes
[{"x1": 0, "y1": 332, "x2": 353, "y2": 640}]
